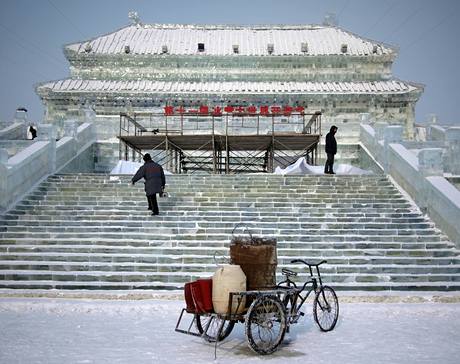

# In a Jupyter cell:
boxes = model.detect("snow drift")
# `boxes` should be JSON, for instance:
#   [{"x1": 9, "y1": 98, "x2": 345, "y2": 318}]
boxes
[{"x1": 274, "y1": 157, "x2": 373, "y2": 175}]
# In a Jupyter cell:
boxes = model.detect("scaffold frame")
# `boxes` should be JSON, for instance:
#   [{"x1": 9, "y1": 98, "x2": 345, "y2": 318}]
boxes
[{"x1": 118, "y1": 110, "x2": 321, "y2": 174}]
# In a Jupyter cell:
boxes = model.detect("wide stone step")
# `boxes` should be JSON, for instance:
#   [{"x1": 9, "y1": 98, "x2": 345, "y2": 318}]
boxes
[
  {"x1": 46, "y1": 181, "x2": 394, "y2": 188},
  {"x1": 3, "y1": 216, "x2": 429, "y2": 226},
  {"x1": 16, "y1": 199, "x2": 414, "y2": 207},
  {"x1": 40, "y1": 184, "x2": 397, "y2": 191},
  {"x1": 11, "y1": 206, "x2": 417, "y2": 217},
  {"x1": 2, "y1": 267, "x2": 460, "y2": 280},
  {"x1": 0, "y1": 280, "x2": 183, "y2": 290},
  {"x1": 37, "y1": 189, "x2": 399, "y2": 195},
  {"x1": 7, "y1": 207, "x2": 422, "y2": 217},
  {"x1": 33, "y1": 186, "x2": 400, "y2": 193},
  {"x1": 0, "y1": 252, "x2": 458, "y2": 266},
  {"x1": 52, "y1": 188, "x2": 398, "y2": 194},
  {"x1": 35, "y1": 183, "x2": 399, "y2": 190},
  {"x1": 0, "y1": 215, "x2": 430, "y2": 224},
  {"x1": 2, "y1": 208, "x2": 426, "y2": 217},
  {"x1": 2, "y1": 279, "x2": 460, "y2": 291},
  {"x1": 35, "y1": 189, "x2": 400, "y2": 196},
  {"x1": 1, "y1": 271, "x2": 460, "y2": 287},
  {"x1": 29, "y1": 198, "x2": 409, "y2": 206},
  {"x1": 48, "y1": 174, "x2": 393, "y2": 182},
  {"x1": 0, "y1": 231, "x2": 447, "y2": 243},
  {"x1": 0, "y1": 244, "x2": 456, "y2": 257},
  {"x1": 0, "y1": 238, "x2": 454, "y2": 250},
  {"x1": 34, "y1": 192, "x2": 402, "y2": 199},
  {"x1": 0, "y1": 232, "x2": 448, "y2": 244},
  {"x1": 0, "y1": 220, "x2": 436, "y2": 231},
  {"x1": 2, "y1": 261, "x2": 459, "y2": 275}
]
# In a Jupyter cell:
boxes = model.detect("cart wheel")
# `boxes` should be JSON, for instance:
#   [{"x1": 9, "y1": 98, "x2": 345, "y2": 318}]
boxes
[
  {"x1": 245, "y1": 296, "x2": 286, "y2": 355},
  {"x1": 195, "y1": 314, "x2": 235, "y2": 342},
  {"x1": 313, "y1": 286, "x2": 339, "y2": 332}
]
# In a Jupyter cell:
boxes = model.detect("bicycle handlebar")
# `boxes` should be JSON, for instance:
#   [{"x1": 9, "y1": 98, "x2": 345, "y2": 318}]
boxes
[{"x1": 291, "y1": 259, "x2": 327, "y2": 267}]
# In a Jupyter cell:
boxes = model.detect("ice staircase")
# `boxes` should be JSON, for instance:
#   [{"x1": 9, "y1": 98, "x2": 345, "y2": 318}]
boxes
[{"x1": 0, "y1": 174, "x2": 459, "y2": 292}]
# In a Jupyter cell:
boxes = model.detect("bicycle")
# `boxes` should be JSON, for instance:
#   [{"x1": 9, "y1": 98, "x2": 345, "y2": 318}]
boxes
[{"x1": 277, "y1": 259, "x2": 339, "y2": 332}]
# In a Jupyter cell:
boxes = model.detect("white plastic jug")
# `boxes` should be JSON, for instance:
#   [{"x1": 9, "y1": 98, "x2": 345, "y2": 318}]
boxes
[{"x1": 212, "y1": 264, "x2": 246, "y2": 314}]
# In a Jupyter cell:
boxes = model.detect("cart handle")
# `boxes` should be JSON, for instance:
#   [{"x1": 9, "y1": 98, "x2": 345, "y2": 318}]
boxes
[
  {"x1": 213, "y1": 251, "x2": 230, "y2": 267},
  {"x1": 231, "y1": 223, "x2": 254, "y2": 242}
]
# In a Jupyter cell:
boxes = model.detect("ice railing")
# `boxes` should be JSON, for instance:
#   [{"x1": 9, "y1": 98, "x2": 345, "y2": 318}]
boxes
[
  {"x1": 0, "y1": 122, "x2": 95, "y2": 213},
  {"x1": 360, "y1": 123, "x2": 460, "y2": 246}
]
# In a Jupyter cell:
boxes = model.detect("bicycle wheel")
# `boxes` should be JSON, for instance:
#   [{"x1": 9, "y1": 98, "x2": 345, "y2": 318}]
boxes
[
  {"x1": 313, "y1": 286, "x2": 339, "y2": 332},
  {"x1": 245, "y1": 296, "x2": 286, "y2": 355},
  {"x1": 195, "y1": 314, "x2": 235, "y2": 342}
]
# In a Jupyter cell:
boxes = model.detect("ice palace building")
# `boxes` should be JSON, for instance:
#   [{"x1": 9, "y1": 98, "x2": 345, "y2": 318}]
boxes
[{"x1": 35, "y1": 14, "x2": 423, "y2": 172}]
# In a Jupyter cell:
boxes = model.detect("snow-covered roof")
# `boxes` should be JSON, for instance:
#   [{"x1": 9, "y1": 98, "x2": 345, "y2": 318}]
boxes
[
  {"x1": 38, "y1": 79, "x2": 417, "y2": 95},
  {"x1": 65, "y1": 24, "x2": 394, "y2": 57}
]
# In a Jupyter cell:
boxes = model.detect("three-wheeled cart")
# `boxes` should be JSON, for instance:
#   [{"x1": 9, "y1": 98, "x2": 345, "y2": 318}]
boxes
[{"x1": 176, "y1": 260, "x2": 339, "y2": 356}]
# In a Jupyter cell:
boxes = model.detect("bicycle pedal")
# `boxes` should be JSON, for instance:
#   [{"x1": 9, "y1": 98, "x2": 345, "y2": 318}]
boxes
[{"x1": 300, "y1": 312, "x2": 305, "y2": 316}]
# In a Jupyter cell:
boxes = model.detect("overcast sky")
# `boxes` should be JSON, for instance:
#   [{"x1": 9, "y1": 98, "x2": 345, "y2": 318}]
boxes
[{"x1": 0, "y1": 0, "x2": 458, "y2": 125}]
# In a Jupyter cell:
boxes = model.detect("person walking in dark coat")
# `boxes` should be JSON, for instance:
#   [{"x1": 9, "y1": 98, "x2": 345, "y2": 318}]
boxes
[
  {"x1": 324, "y1": 125, "x2": 338, "y2": 174},
  {"x1": 132, "y1": 153, "x2": 166, "y2": 216}
]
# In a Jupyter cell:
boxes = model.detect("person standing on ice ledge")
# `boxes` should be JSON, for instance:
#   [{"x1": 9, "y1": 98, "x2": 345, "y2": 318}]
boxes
[
  {"x1": 324, "y1": 125, "x2": 338, "y2": 174},
  {"x1": 132, "y1": 153, "x2": 165, "y2": 216}
]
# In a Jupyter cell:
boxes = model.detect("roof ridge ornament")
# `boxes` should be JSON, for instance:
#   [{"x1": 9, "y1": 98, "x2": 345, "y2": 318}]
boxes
[
  {"x1": 128, "y1": 11, "x2": 142, "y2": 26},
  {"x1": 323, "y1": 12, "x2": 338, "y2": 27}
]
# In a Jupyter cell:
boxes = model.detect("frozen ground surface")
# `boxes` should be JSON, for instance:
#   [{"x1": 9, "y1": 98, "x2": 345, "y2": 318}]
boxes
[{"x1": 1, "y1": 298, "x2": 459, "y2": 364}]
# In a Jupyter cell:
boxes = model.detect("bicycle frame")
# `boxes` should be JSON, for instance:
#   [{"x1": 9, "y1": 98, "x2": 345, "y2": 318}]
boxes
[{"x1": 277, "y1": 261, "x2": 327, "y2": 322}]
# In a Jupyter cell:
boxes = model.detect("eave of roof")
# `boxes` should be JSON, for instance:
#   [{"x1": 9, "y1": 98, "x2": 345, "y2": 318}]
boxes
[{"x1": 37, "y1": 79, "x2": 421, "y2": 97}]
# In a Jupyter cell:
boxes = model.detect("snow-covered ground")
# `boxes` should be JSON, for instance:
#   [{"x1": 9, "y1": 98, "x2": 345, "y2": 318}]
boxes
[{"x1": 0, "y1": 298, "x2": 459, "y2": 364}]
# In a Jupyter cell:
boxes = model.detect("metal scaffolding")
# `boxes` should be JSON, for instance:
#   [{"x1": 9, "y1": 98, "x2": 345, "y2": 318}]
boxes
[{"x1": 118, "y1": 110, "x2": 321, "y2": 174}]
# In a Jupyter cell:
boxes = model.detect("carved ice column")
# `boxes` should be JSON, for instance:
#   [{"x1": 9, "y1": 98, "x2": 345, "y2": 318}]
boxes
[
  {"x1": 37, "y1": 124, "x2": 57, "y2": 174},
  {"x1": 13, "y1": 108, "x2": 28, "y2": 139},
  {"x1": 405, "y1": 101, "x2": 416, "y2": 140},
  {"x1": 63, "y1": 120, "x2": 78, "y2": 160},
  {"x1": 64, "y1": 120, "x2": 78, "y2": 139},
  {"x1": 0, "y1": 149, "x2": 9, "y2": 211},
  {"x1": 374, "y1": 121, "x2": 389, "y2": 136},
  {"x1": 418, "y1": 148, "x2": 444, "y2": 177},
  {"x1": 82, "y1": 103, "x2": 96, "y2": 123},
  {"x1": 383, "y1": 125, "x2": 403, "y2": 173},
  {"x1": 360, "y1": 113, "x2": 371, "y2": 124},
  {"x1": 445, "y1": 127, "x2": 460, "y2": 175}
]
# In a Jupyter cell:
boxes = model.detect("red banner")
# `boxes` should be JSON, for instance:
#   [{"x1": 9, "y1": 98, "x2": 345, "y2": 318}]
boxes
[{"x1": 164, "y1": 105, "x2": 305, "y2": 116}]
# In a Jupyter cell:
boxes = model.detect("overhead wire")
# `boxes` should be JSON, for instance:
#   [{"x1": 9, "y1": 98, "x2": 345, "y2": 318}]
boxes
[
  {"x1": 0, "y1": 52, "x2": 50, "y2": 82},
  {"x1": 386, "y1": 3, "x2": 425, "y2": 39},
  {"x1": 337, "y1": 0, "x2": 351, "y2": 19},
  {"x1": 403, "y1": 11, "x2": 456, "y2": 52},
  {"x1": 0, "y1": 22, "x2": 69, "y2": 72},
  {"x1": 46, "y1": 0, "x2": 87, "y2": 39},
  {"x1": 364, "y1": 0, "x2": 400, "y2": 36}
]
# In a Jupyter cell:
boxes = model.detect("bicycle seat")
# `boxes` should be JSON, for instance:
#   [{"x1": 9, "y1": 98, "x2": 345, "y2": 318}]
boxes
[{"x1": 281, "y1": 268, "x2": 298, "y2": 277}]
